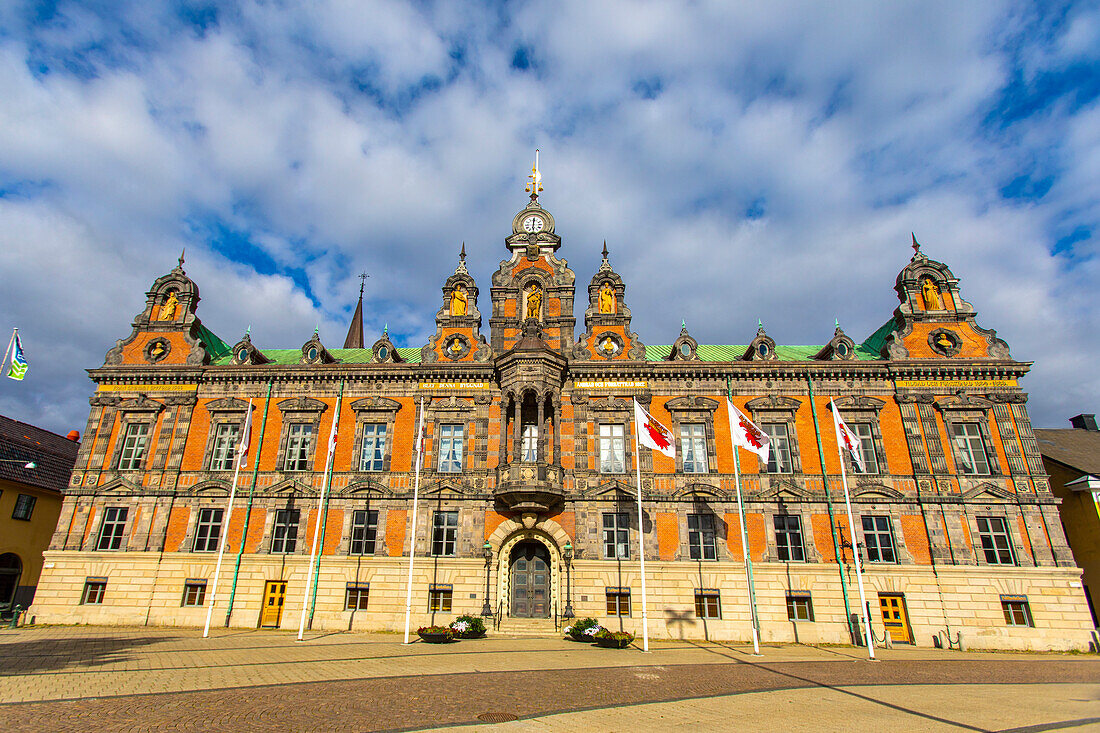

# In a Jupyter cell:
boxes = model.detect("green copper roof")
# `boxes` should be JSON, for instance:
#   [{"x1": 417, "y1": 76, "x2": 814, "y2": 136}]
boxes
[
  {"x1": 196, "y1": 324, "x2": 232, "y2": 360},
  {"x1": 858, "y1": 318, "x2": 898, "y2": 359},
  {"x1": 209, "y1": 347, "x2": 422, "y2": 366}
]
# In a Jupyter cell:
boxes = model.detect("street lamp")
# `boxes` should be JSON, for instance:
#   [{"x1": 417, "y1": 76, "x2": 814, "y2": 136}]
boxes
[
  {"x1": 562, "y1": 541, "x2": 575, "y2": 620},
  {"x1": 480, "y1": 542, "x2": 494, "y2": 617},
  {"x1": 0, "y1": 460, "x2": 35, "y2": 469}
]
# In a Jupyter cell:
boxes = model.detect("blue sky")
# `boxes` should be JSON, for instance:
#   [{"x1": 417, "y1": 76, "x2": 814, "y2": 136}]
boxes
[{"x1": 0, "y1": 0, "x2": 1097, "y2": 434}]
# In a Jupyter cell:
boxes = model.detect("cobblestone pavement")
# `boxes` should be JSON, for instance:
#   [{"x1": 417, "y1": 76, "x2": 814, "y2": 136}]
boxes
[{"x1": 1, "y1": 627, "x2": 1098, "y2": 732}]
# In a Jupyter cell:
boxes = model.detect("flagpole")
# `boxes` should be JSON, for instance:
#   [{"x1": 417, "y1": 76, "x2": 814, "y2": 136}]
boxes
[
  {"x1": 297, "y1": 387, "x2": 341, "y2": 642},
  {"x1": 403, "y1": 397, "x2": 427, "y2": 645},
  {"x1": 307, "y1": 380, "x2": 344, "y2": 630},
  {"x1": 727, "y1": 383, "x2": 761, "y2": 655},
  {"x1": 225, "y1": 381, "x2": 272, "y2": 626},
  {"x1": 632, "y1": 403, "x2": 650, "y2": 653},
  {"x1": 2, "y1": 329, "x2": 15, "y2": 372},
  {"x1": 203, "y1": 400, "x2": 252, "y2": 639},
  {"x1": 833, "y1": 401, "x2": 875, "y2": 660}
]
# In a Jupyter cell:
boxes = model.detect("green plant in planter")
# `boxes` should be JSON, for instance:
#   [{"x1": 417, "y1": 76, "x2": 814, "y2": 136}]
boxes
[
  {"x1": 564, "y1": 618, "x2": 603, "y2": 641},
  {"x1": 595, "y1": 630, "x2": 635, "y2": 648},
  {"x1": 417, "y1": 625, "x2": 455, "y2": 643},
  {"x1": 450, "y1": 615, "x2": 487, "y2": 638}
]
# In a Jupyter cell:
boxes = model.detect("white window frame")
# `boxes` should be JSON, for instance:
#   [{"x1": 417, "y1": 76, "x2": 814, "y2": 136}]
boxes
[
  {"x1": 437, "y1": 424, "x2": 464, "y2": 473},
  {"x1": 359, "y1": 424, "x2": 387, "y2": 472},
  {"x1": 599, "y1": 423, "x2": 626, "y2": 474},
  {"x1": 680, "y1": 423, "x2": 709, "y2": 473}
]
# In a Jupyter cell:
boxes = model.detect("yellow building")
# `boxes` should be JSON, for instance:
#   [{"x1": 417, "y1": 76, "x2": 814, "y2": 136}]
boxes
[
  {"x1": 1036, "y1": 415, "x2": 1100, "y2": 627},
  {"x1": 0, "y1": 415, "x2": 79, "y2": 618}
]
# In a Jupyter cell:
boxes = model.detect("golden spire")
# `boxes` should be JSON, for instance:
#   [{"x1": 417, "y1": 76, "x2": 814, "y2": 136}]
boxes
[{"x1": 524, "y1": 149, "x2": 543, "y2": 202}]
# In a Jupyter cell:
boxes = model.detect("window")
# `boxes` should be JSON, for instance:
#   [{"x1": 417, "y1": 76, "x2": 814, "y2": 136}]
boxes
[
  {"x1": 429, "y1": 585, "x2": 452, "y2": 612},
  {"x1": 359, "y1": 424, "x2": 387, "y2": 471},
  {"x1": 681, "y1": 423, "x2": 709, "y2": 473},
  {"x1": 284, "y1": 423, "x2": 314, "y2": 471},
  {"x1": 688, "y1": 514, "x2": 717, "y2": 560},
  {"x1": 192, "y1": 508, "x2": 224, "y2": 553},
  {"x1": 210, "y1": 422, "x2": 240, "y2": 471},
  {"x1": 786, "y1": 593, "x2": 814, "y2": 621},
  {"x1": 599, "y1": 423, "x2": 626, "y2": 474},
  {"x1": 695, "y1": 590, "x2": 721, "y2": 619},
  {"x1": 976, "y1": 516, "x2": 1016, "y2": 565},
  {"x1": 350, "y1": 509, "x2": 379, "y2": 555},
  {"x1": 774, "y1": 514, "x2": 805, "y2": 561},
  {"x1": 182, "y1": 581, "x2": 207, "y2": 607},
  {"x1": 861, "y1": 515, "x2": 896, "y2": 563},
  {"x1": 521, "y1": 424, "x2": 538, "y2": 462},
  {"x1": 606, "y1": 588, "x2": 631, "y2": 616},
  {"x1": 437, "y1": 424, "x2": 464, "y2": 473},
  {"x1": 762, "y1": 423, "x2": 792, "y2": 473},
  {"x1": 1001, "y1": 596, "x2": 1034, "y2": 627},
  {"x1": 81, "y1": 579, "x2": 107, "y2": 605},
  {"x1": 96, "y1": 507, "x2": 129, "y2": 551},
  {"x1": 117, "y1": 423, "x2": 150, "y2": 470},
  {"x1": 603, "y1": 512, "x2": 630, "y2": 559},
  {"x1": 432, "y1": 511, "x2": 458, "y2": 556},
  {"x1": 346, "y1": 583, "x2": 370, "y2": 611},
  {"x1": 12, "y1": 493, "x2": 36, "y2": 521},
  {"x1": 850, "y1": 423, "x2": 879, "y2": 474},
  {"x1": 951, "y1": 423, "x2": 991, "y2": 475},
  {"x1": 271, "y1": 509, "x2": 300, "y2": 554}
]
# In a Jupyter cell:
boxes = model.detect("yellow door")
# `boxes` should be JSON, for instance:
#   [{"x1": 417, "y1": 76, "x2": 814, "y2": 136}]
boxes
[
  {"x1": 879, "y1": 593, "x2": 912, "y2": 644},
  {"x1": 261, "y1": 581, "x2": 287, "y2": 628}
]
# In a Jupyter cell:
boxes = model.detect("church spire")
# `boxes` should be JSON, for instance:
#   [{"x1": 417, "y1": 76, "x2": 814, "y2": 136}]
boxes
[
  {"x1": 343, "y1": 272, "x2": 367, "y2": 349},
  {"x1": 524, "y1": 149, "x2": 543, "y2": 203}
]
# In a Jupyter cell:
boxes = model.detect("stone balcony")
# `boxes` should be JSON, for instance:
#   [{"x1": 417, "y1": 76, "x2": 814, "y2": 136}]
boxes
[{"x1": 495, "y1": 461, "x2": 564, "y2": 513}]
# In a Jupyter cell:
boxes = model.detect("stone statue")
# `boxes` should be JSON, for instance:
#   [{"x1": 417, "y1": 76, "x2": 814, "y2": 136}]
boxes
[
  {"x1": 598, "y1": 283, "x2": 615, "y2": 314},
  {"x1": 921, "y1": 278, "x2": 942, "y2": 311},
  {"x1": 450, "y1": 286, "x2": 467, "y2": 316},
  {"x1": 935, "y1": 332, "x2": 955, "y2": 351},
  {"x1": 158, "y1": 291, "x2": 179, "y2": 321},
  {"x1": 526, "y1": 286, "x2": 542, "y2": 320}
]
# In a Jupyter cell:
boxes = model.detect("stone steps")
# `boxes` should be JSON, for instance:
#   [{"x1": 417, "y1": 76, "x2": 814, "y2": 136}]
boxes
[{"x1": 494, "y1": 617, "x2": 563, "y2": 637}]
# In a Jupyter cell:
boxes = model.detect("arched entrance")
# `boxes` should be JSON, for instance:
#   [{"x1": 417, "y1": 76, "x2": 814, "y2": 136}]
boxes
[
  {"x1": 0, "y1": 553, "x2": 22, "y2": 612},
  {"x1": 509, "y1": 541, "x2": 550, "y2": 618}
]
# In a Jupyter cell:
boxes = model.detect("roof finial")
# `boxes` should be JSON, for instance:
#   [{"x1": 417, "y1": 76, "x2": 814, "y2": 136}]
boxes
[
  {"x1": 835, "y1": 317, "x2": 839, "y2": 328},
  {"x1": 602, "y1": 240, "x2": 609, "y2": 261},
  {"x1": 524, "y1": 149, "x2": 543, "y2": 203},
  {"x1": 358, "y1": 272, "x2": 369, "y2": 297},
  {"x1": 758, "y1": 318, "x2": 763, "y2": 329},
  {"x1": 459, "y1": 242, "x2": 466, "y2": 262},
  {"x1": 246, "y1": 324, "x2": 251, "y2": 335},
  {"x1": 681, "y1": 319, "x2": 686, "y2": 330},
  {"x1": 911, "y1": 232, "x2": 921, "y2": 256},
  {"x1": 384, "y1": 322, "x2": 388, "y2": 336},
  {"x1": 178, "y1": 249, "x2": 185, "y2": 268},
  {"x1": 313, "y1": 325, "x2": 319, "y2": 337}
]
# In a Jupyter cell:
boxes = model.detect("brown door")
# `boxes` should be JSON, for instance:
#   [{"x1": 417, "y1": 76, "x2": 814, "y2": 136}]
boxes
[
  {"x1": 879, "y1": 593, "x2": 912, "y2": 644},
  {"x1": 261, "y1": 581, "x2": 287, "y2": 628},
  {"x1": 510, "y1": 542, "x2": 550, "y2": 618}
]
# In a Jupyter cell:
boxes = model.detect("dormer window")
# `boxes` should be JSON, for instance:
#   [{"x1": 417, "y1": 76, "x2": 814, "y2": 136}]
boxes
[
  {"x1": 307, "y1": 347, "x2": 318, "y2": 360},
  {"x1": 680, "y1": 343, "x2": 691, "y2": 357},
  {"x1": 758, "y1": 343, "x2": 769, "y2": 358}
]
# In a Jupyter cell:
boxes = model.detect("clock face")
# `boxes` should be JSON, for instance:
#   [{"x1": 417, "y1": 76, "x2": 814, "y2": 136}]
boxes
[{"x1": 522, "y1": 215, "x2": 545, "y2": 233}]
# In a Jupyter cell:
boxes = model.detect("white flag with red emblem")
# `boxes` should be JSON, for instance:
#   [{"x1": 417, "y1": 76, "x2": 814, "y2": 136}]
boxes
[
  {"x1": 235, "y1": 404, "x2": 253, "y2": 469},
  {"x1": 830, "y1": 400, "x2": 865, "y2": 473},
  {"x1": 633, "y1": 399, "x2": 675, "y2": 458},
  {"x1": 726, "y1": 399, "x2": 771, "y2": 467}
]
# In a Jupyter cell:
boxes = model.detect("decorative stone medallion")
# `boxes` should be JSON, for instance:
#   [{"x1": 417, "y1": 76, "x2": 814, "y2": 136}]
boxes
[
  {"x1": 928, "y1": 328, "x2": 962, "y2": 357},
  {"x1": 144, "y1": 337, "x2": 172, "y2": 363}
]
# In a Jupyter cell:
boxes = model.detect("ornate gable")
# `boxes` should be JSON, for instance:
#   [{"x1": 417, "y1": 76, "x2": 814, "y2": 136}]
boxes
[
  {"x1": 572, "y1": 243, "x2": 646, "y2": 361},
  {"x1": 422, "y1": 245, "x2": 492, "y2": 363}
]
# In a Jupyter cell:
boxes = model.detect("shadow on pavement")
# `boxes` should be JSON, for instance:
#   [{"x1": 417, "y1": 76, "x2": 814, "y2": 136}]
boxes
[{"x1": 0, "y1": 635, "x2": 172, "y2": 675}]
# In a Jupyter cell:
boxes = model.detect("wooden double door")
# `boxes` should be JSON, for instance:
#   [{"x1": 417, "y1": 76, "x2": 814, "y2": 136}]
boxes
[{"x1": 510, "y1": 542, "x2": 550, "y2": 618}]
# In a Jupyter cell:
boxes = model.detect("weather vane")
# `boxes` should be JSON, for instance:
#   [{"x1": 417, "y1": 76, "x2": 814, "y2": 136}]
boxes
[
  {"x1": 358, "y1": 272, "x2": 369, "y2": 297},
  {"x1": 525, "y1": 149, "x2": 543, "y2": 202}
]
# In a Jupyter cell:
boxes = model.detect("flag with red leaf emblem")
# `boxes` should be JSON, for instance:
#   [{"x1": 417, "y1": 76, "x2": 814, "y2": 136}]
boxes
[
  {"x1": 633, "y1": 399, "x2": 675, "y2": 458},
  {"x1": 829, "y1": 400, "x2": 865, "y2": 473},
  {"x1": 726, "y1": 399, "x2": 771, "y2": 467}
]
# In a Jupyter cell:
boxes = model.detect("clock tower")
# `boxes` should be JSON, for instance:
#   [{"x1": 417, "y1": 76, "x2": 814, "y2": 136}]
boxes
[{"x1": 489, "y1": 157, "x2": 576, "y2": 355}]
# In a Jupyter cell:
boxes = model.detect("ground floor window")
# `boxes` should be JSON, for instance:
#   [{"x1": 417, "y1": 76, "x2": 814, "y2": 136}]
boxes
[
  {"x1": 81, "y1": 578, "x2": 107, "y2": 605},
  {"x1": 606, "y1": 587, "x2": 631, "y2": 616},
  {"x1": 694, "y1": 590, "x2": 720, "y2": 619},
  {"x1": 786, "y1": 592, "x2": 813, "y2": 622},
  {"x1": 1001, "y1": 595, "x2": 1034, "y2": 627},
  {"x1": 182, "y1": 580, "x2": 207, "y2": 607},
  {"x1": 346, "y1": 583, "x2": 369, "y2": 611},
  {"x1": 429, "y1": 585, "x2": 452, "y2": 612}
]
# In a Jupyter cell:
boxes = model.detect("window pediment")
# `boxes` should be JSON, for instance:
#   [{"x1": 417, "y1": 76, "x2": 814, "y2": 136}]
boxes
[
  {"x1": 117, "y1": 394, "x2": 165, "y2": 414},
  {"x1": 589, "y1": 397, "x2": 633, "y2": 412},
  {"x1": 745, "y1": 395, "x2": 802, "y2": 413},
  {"x1": 350, "y1": 396, "x2": 402, "y2": 414},
  {"x1": 664, "y1": 396, "x2": 719, "y2": 413},
  {"x1": 205, "y1": 397, "x2": 255, "y2": 413},
  {"x1": 277, "y1": 397, "x2": 328, "y2": 414}
]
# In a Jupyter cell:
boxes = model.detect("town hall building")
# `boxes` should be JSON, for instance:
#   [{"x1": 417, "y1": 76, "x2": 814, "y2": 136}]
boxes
[{"x1": 30, "y1": 169, "x2": 1094, "y2": 650}]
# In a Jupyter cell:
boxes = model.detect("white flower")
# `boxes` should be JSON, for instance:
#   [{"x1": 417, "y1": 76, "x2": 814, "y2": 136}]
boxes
[
  {"x1": 451, "y1": 620, "x2": 470, "y2": 632},
  {"x1": 584, "y1": 625, "x2": 600, "y2": 636}
]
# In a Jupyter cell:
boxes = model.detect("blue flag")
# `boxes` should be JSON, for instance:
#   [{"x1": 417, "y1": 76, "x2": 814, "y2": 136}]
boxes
[{"x1": 7, "y1": 331, "x2": 27, "y2": 380}]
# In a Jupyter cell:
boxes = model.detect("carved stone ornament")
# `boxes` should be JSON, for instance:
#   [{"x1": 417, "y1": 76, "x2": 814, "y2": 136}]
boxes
[
  {"x1": 928, "y1": 328, "x2": 962, "y2": 357},
  {"x1": 117, "y1": 394, "x2": 166, "y2": 413},
  {"x1": 594, "y1": 331, "x2": 624, "y2": 359},
  {"x1": 350, "y1": 396, "x2": 402, "y2": 413},
  {"x1": 665, "y1": 395, "x2": 720, "y2": 412},
  {"x1": 277, "y1": 396, "x2": 328, "y2": 413},
  {"x1": 143, "y1": 337, "x2": 172, "y2": 363},
  {"x1": 205, "y1": 397, "x2": 255, "y2": 413},
  {"x1": 443, "y1": 334, "x2": 472, "y2": 361}
]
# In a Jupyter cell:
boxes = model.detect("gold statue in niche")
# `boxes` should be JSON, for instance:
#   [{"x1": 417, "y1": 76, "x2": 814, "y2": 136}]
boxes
[
  {"x1": 158, "y1": 290, "x2": 179, "y2": 321},
  {"x1": 935, "y1": 332, "x2": 955, "y2": 352},
  {"x1": 450, "y1": 286, "x2": 468, "y2": 316},
  {"x1": 525, "y1": 285, "x2": 542, "y2": 320},
  {"x1": 598, "y1": 283, "x2": 616, "y2": 314},
  {"x1": 921, "y1": 278, "x2": 942, "y2": 311}
]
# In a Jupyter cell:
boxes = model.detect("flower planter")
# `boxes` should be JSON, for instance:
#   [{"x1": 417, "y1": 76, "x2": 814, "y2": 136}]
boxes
[
  {"x1": 417, "y1": 627, "x2": 455, "y2": 643},
  {"x1": 596, "y1": 634, "x2": 634, "y2": 649},
  {"x1": 457, "y1": 630, "x2": 487, "y2": 639},
  {"x1": 566, "y1": 633, "x2": 592, "y2": 642}
]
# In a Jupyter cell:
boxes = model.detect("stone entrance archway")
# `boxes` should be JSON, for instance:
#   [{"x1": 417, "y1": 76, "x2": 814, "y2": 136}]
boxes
[
  {"x1": 488, "y1": 515, "x2": 571, "y2": 620},
  {"x1": 509, "y1": 541, "x2": 551, "y2": 618}
]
